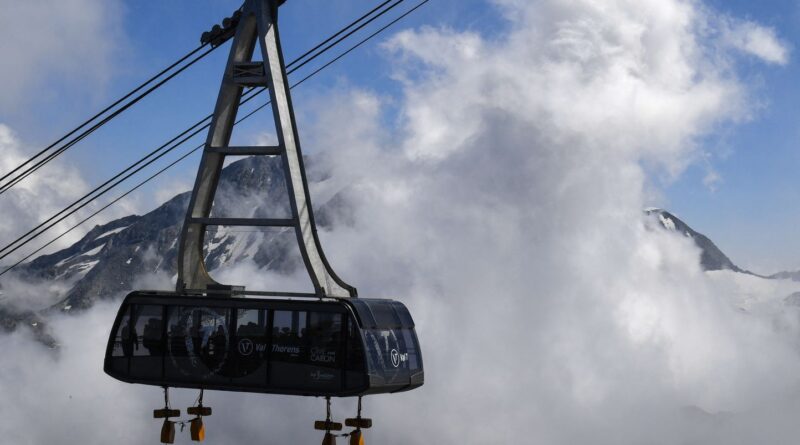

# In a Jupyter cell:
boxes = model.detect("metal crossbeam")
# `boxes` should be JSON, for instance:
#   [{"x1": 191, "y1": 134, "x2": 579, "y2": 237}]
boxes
[
  {"x1": 205, "y1": 145, "x2": 282, "y2": 155},
  {"x1": 177, "y1": 0, "x2": 356, "y2": 298},
  {"x1": 189, "y1": 217, "x2": 295, "y2": 227}
]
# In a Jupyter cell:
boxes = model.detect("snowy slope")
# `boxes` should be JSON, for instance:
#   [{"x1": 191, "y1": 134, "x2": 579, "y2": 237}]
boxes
[{"x1": 0, "y1": 156, "x2": 345, "y2": 338}]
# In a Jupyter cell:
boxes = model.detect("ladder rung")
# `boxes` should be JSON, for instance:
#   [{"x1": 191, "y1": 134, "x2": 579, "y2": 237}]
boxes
[
  {"x1": 233, "y1": 76, "x2": 268, "y2": 86},
  {"x1": 233, "y1": 62, "x2": 265, "y2": 76},
  {"x1": 190, "y1": 217, "x2": 295, "y2": 227},
  {"x1": 232, "y1": 63, "x2": 267, "y2": 86},
  {"x1": 206, "y1": 145, "x2": 282, "y2": 156}
]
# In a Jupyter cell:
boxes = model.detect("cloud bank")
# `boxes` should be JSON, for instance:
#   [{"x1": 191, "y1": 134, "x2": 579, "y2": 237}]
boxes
[
  {"x1": 1, "y1": 0, "x2": 798, "y2": 444},
  {"x1": 0, "y1": 0, "x2": 129, "y2": 267},
  {"x1": 0, "y1": 0, "x2": 124, "y2": 112},
  {"x1": 0, "y1": 126, "x2": 92, "y2": 261},
  {"x1": 721, "y1": 18, "x2": 790, "y2": 65}
]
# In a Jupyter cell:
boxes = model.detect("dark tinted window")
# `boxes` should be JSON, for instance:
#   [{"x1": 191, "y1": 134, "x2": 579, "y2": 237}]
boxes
[
  {"x1": 402, "y1": 329, "x2": 421, "y2": 372},
  {"x1": 346, "y1": 318, "x2": 365, "y2": 371},
  {"x1": 112, "y1": 305, "x2": 132, "y2": 357},
  {"x1": 393, "y1": 302, "x2": 415, "y2": 328},
  {"x1": 136, "y1": 305, "x2": 164, "y2": 357},
  {"x1": 232, "y1": 308, "x2": 269, "y2": 384},
  {"x1": 107, "y1": 305, "x2": 133, "y2": 376},
  {"x1": 349, "y1": 300, "x2": 377, "y2": 329},
  {"x1": 350, "y1": 299, "x2": 412, "y2": 329},
  {"x1": 363, "y1": 328, "x2": 410, "y2": 386},
  {"x1": 128, "y1": 305, "x2": 164, "y2": 379},
  {"x1": 307, "y1": 312, "x2": 342, "y2": 367},
  {"x1": 303, "y1": 311, "x2": 343, "y2": 390},
  {"x1": 370, "y1": 300, "x2": 401, "y2": 328},
  {"x1": 271, "y1": 310, "x2": 306, "y2": 363},
  {"x1": 165, "y1": 306, "x2": 231, "y2": 383},
  {"x1": 270, "y1": 310, "x2": 307, "y2": 388},
  {"x1": 345, "y1": 315, "x2": 366, "y2": 390}
]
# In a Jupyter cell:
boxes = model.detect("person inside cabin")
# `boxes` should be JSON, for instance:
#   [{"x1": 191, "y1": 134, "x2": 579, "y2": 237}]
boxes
[
  {"x1": 143, "y1": 318, "x2": 162, "y2": 356},
  {"x1": 211, "y1": 325, "x2": 227, "y2": 358},
  {"x1": 169, "y1": 323, "x2": 188, "y2": 357},
  {"x1": 121, "y1": 320, "x2": 138, "y2": 357}
]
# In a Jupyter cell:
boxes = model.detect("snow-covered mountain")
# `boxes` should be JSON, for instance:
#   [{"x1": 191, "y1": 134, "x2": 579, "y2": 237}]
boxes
[
  {"x1": 644, "y1": 208, "x2": 745, "y2": 273},
  {"x1": 0, "y1": 158, "x2": 789, "y2": 344},
  {"x1": 0, "y1": 156, "x2": 344, "y2": 344},
  {"x1": 646, "y1": 208, "x2": 800, "y2": 282}
]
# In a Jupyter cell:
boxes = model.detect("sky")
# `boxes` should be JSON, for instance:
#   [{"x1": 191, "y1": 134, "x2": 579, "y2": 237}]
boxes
[
  {"x1": 0, "y1": 0, "x2": 795, "y2": 273},
  {"x1": 665, "y1": 0, "x2": 800, "y2": 272},
  {"x1": 0, "y1": 0, "x2": 798, "y2": 273},
  {"x1": 4, "y1": 0, "x2": 800, "y2": 444}
]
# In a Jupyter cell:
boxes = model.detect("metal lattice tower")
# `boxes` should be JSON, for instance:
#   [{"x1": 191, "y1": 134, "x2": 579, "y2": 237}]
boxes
[{"x1": 177, "y1": 0, "x2": 356, "y2": 298}]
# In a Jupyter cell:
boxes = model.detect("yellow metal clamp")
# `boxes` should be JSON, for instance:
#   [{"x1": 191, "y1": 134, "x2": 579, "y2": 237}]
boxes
[
  {"x1": 190, "y1": 417, "x2": 206, "y2": 442},
  {"x1": 349, "y1": 430, "x2": 365, "y2": 445}
]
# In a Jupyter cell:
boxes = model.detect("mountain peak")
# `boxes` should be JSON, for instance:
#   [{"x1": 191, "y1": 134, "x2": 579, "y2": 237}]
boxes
[{"x1": 645, "y1": 208, "x2": 742, "y2": 273}]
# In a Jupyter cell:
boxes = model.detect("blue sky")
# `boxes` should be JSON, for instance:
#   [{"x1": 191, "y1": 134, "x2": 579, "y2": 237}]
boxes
[
  {"x1": 663, "y1": 0, "x2": 800, "y2": 272},
  {"x1": 1, "y1": 0, "x2": 500, "y2": 205},
  {"x1": 0, "y1": 0, "x2": 798, "y2": 272}
]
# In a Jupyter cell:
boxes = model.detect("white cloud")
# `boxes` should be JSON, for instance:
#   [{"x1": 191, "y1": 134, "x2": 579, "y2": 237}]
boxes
[
  {"x1": 0, "y1": 124, "x2": 135, "y2": 274},
  {"x1": 0, "y1": 0, "x2": 129, "y2": 266},
  {"x1": 703, "y1": 165, "x2": 722, "y2": 191},
  {"x1": 315, "y1": 0, "x2": 800, "y2": 441},
  {"x1": 0, "y1": 0, "x2": 125, "y2": 112},
  {"x1": 1, "y1": 0, "x2": 798, "y2": 444},
  {"x1": 153, "y1": 179, "x2": 191, "y2": 206},
  {"x1": 0, "y1": 125, "x2": 93, "y2": 261},
  {"x1": 721, "y1": 18, "x2": 790, "y2": 65}
]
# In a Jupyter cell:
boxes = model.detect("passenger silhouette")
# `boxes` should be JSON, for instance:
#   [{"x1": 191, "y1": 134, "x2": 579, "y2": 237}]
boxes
[
  {"x1": 169, "y1": 324, "x2": 187, "y2": 357},
  {"x1": 211, "y1": 325, "x2": 227, "y2": 358},
  {"x1": 143, "y1": 318, "x2": 162, "y2": 356},
  {"x1": 121, "y1": 321, "x2": 138, "y2": 357},
  {"x1": 191, "y1": 324, "x2": 205, "y2": 358}
]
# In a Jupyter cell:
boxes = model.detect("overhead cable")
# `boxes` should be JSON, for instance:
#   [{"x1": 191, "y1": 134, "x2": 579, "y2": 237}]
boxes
[
  {"x1": 0, "y1": 44, "x2": 218, "y2": 195},
  {"x1": 0, "y1": 0, "x2": 433, "y2": 274}
]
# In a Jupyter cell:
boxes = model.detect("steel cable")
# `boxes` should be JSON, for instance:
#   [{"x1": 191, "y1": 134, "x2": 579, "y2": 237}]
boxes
[
  {"x1": 0, "y1": 44, "x2": 217, "y2": 195},
  {"x1": 0, "y1": 0, "x2": 433, "y2": 274}
]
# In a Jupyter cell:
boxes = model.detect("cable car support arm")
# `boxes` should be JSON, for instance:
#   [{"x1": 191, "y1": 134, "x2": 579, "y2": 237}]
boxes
[{"x1": 177, "y1": 0, "x2": 356, "y2": 298}]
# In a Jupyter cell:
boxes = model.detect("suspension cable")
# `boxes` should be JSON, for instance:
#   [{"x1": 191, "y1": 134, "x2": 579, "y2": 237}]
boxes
[
  {"x1": 0, "y1": 0, "x2": 433, "y2": 274},
  {"x1": 0, "y1": 44, "x2": 209, "y2": 188},
  {"x1": 0, "y1": 90, "x2": 265, "y2": 277},
  {"x1": 286, "y1": 0, "x2": 405, "y2": 74},
  {"x1": 285, "y1": 0, "x2": 394, "y2": 70},
  {"x1": 0, "y1": 88, "x2": 258, "y2": 262},
  {"x1": 0, "y1": 0, "x2": 405, "y2": 196},
  {"x1": 0, "y1": 44, "x2": 217, "y2": 195},
  {"x1": 0, "y1": 46, "x2": 218, "y2": 195}
]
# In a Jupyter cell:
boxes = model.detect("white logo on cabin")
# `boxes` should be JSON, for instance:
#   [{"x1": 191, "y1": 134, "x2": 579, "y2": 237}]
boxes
[
  {"x1": 310, "y1": 347, "x2": 336, "y2": 363},
  {"x1": 390, "y1": 348, "x2": 408, "y2": 368},
  {"x1": 238, "y1": 339, "x2": 254, "y2": 356},
  {"x1": 272, "y1": 344, "x2": 300, "y2": 354}
]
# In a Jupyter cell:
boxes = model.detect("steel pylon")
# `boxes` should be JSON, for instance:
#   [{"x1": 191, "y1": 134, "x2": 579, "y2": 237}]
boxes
[{"x1": 177, "y1": 0, "x2": 356, "y2": 298}]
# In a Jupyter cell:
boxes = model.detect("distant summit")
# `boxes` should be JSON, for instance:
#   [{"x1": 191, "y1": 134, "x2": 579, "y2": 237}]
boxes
[
  {"x1": 0, "y1": 160, "x2": 794, "y2": 343},
  {"x1": 644, "y1": 208, "x2": 742, "y2": 273}
]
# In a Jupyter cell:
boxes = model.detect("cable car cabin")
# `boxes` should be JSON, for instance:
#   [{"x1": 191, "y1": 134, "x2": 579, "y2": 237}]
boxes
[{"x1": 104, "y1": 291, "x2": 423, "y2": 397}]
